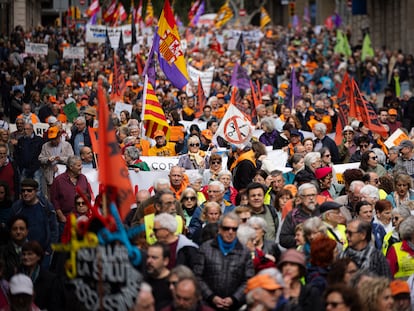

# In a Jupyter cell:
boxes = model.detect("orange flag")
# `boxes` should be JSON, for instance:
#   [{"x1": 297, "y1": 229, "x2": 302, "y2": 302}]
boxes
[
  {"x1": 97, "y1": 78, "x2": 135, "y2": 220},
  {"x1": 195, "y1": 76, "x2": 206, "y2": 118}
]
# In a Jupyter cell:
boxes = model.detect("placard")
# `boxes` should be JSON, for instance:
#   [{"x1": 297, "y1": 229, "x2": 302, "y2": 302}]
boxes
[
  {"x1": 63, "y1": 46, "x2": 85, "y2": 59},
  {"x1": 25, "y1": 43, "x2": 48, "y2": 55}
]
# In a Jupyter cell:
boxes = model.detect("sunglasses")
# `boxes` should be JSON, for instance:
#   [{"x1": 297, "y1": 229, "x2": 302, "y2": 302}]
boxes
[
  {"x1": 21, "y1": 188, "x2": 35, "y2": 193},
  {"x1": 369, "y1": 156, "x2": 378, "y2": 160},
  {"x1": 183, "y1": 196, "x2": 196, "y2": 201},
  {"x1": 211, "y1": 161, "x2": 221, "y2": 165},
  {"x1": 325, "y1": 302, "x2": 345, "y2": 308},
  {"x1": 76, "y1": 201, "x2": 85, "y2": 206},
  {"x1": 221, "y1": 226, "x2": 238, "y2": 232},
  {"x1": 360, "y1": 144, "x2": 369, "y2": 148},
  {"x1": 189, "y1": 143, "x2": 200, "y2": 147},
  {"x1": 324, "y1": 154, "x2": 331, "y2": 158}
]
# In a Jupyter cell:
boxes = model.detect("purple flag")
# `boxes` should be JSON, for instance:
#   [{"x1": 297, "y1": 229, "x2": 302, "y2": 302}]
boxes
[
  {"x1": 142, "y1": 32, "x2": 157, "y2": 86},
  {"x1": 191, "y1": 0, "x2": 205, "y2": 26},
  {"x1": 292, "y1": 15, "x2": 299, "y2": 28},
  {"x1": 333, "y1": 13, "x2": 342, "y2": 28},
  {"x1": 285, "y1": 67, "x2": 301, "y2": 109},
  {"x1": 303, "y1": 6, "x2": 310, "y2": 23},
  {"x1": 230, "y1": 63, "x2": 251, "y2": 91}
]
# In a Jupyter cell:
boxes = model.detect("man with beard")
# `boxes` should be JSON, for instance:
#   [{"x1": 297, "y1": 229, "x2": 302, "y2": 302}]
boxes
[
  {"x1": 144, "y1": 242, "x2": 173, "y2": 311},
  {"x1": 280, "y1": 183, "x2": 320, "y2": 249}
]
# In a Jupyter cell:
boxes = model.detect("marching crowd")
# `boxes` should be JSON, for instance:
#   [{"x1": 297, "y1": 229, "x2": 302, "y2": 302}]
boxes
[{"x1": 0, "y1": 15, "x2": 414, "y2": 311}]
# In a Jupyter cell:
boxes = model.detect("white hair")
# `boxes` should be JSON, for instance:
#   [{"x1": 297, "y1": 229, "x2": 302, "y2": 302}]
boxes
[
  {"x1": 154, "y1": 213, "x2": 177, "y2": 233},
  {"x1": 314, "y1": 123, "x2": 327, "y2": 135},
  {"x1": 360, "y1": 184, "x2": 379, "y2": 200},
  {"x1": 304, "y1": 152, "x2": 321, "y2": 167},
  {"x1": 208, "y1": 180, "x2": 225, "y2": 192},
  {"x1": 349, "y1": 180, "x2": 365, "y2": 192},
  {"x1": 236, "y1": 224, "x2": 256, "y2": 245},
  {"x1": 246, "y1": 216, "x2": 268, "y2": 233},
  {"x1": 298, "y1": 183, "x2": 317, "y2": 196}
]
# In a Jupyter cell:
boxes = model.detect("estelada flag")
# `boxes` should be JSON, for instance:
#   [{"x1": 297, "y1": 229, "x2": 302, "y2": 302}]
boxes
[{"x1": 97, "y1": 78, "x2": 135, "y2": 221}]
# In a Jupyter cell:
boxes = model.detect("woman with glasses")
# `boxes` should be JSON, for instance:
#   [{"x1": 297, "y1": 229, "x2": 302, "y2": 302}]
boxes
[
  {"x1": 386, "y1": 173, "x2": 414, "y2": 208},
  {"x1": 382, "y1": 205, "x2": 411, "y2": 256},
  {"x1": 359, "y1": 150, "x2": 387, "y2": 177},
  {"x1": 177, "y1": 135, "x2": 209, "y2": 170},
  {"x1": 202, "y1": 153, "x2": 222, "y2": 185},
  {"x1": 319, "y1": 147, "x2": 333, "y2": 168},
  {"x1": 179, "y1": 188, "x2": 199, "y2": 227}
]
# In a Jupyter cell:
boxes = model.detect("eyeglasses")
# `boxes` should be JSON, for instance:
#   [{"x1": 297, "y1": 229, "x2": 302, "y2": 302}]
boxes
[
  {"x1": 221, "y1": 226, "x2": 238, "y2": 232},
  {"x1": 345, "y1": 230, "x2": 359, "y2": 236},
  {"x1": 325, "y1": 301, "x2": 345, "y2": 308},
  {"x1": 76, "y1": 201, "x2": 85, "y2": 206},
  {"x1": 183, "y1": 196, "x2": 196, "y2": 201},
  {"x1": 301, "y1": 193, "x2": 317, "y2": 198},
  {"x1": 211, "y1": 161, "x2": 221, "y2": 165},
  {"x1": 369, "y1": 156, "x2": 378, "y2": 160},
  {"x1": 189, "y1": 143, "x2": 200, "y2": 147},
  {"x1": 360, "y1": 144, "x2": 369, "y2": 148},
  {"x1": 21, "y1": 188, "x2": 35, "y2": 193},
  {"x1": 208, "y1": 190, "x2": 221, "y2": 193},
  {"x1": 324, "y1": 154, "x2": 331, "y2": 158},
  {"x1": 392, "y1": 217, "x2": 400, "y2": 221}
]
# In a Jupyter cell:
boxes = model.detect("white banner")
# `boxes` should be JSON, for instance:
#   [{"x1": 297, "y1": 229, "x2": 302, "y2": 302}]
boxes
[
  {"x1": 25, "y1": 43, "x2": 48, "y2": 56},
  {"x1": 140, "y1": 156, "x2": 180, "y2": 171},
  {"x1": 9, "y1": 123, "x2": 73, "y2": 137},
  {"x1": 85, "y1": 25, "x2": 107, "y2": 43},
  {"x1": 63, "y1": 47, "x2": 85, "y2": 59},
  {"x1": 187, "y1": 66, "x2": 215, "y2": 97},
  {"x1": 114, "y1": 102, "x2": 133, "y2": 118}
]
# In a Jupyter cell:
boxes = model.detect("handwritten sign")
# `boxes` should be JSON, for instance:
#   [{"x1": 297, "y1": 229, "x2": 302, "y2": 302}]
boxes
[
  {"x1": 114, "y1": 102, "x2": 133, "y2": 118},
  {"x1": 25, "y1": 43, "x2": 48, "y2": 55},
  {"x1": 63, "y1": 46, "x2": 85, "y2": 59},
  {"x1": 71, "y1": 244, "x2": 142, "y2": 311}
]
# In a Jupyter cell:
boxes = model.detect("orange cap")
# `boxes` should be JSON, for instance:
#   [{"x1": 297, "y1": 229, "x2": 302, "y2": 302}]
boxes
[
  {"x1": 390, "y1": 280, "x2": 410, "y2": 296},
  {"x1": 201, "y1": 129, "x2": 213, "y2": 140},
  {"x1": 388, "y1": 108, "x2": 398, "y2": 116},
  {"x1": 154, "y1": 130, "x2": 165, "y2": 138},
  {"x1": 47, "y1": 126, "x2": 60, "y2": 139},
  {"x1": 245, "y1": 274, "x2": 283, "y2": 294}
]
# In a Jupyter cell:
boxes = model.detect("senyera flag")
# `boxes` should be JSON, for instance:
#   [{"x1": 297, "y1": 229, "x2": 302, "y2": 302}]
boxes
[{"x1": 97, "y1": 78, "x2": 135, "y2": 221}]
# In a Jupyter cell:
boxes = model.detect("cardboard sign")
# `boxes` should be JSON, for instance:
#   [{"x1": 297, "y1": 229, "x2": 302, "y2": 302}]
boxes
[
  {"x1": 63, "y1": 46, "x2": 85, "y2": 59},
  {"x1": 25, "y1": 43, "x2": 48, "y2": 55},
  {"x1": 384, "y1": 128, "x2": 409, "y2": 149}
]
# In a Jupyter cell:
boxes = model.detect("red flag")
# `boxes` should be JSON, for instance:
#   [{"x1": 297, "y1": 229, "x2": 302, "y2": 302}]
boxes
[
  {"x1": 195, "y1": 76, "x2": 206, "y2": 118},
  {"x1": 97, "y1": 78, "x2": 135, "y2": 221},
  {"x1": 103, "y1": 0, "x2": 117, "y2": 23},
  {"x1": 110, "y1": 53, "x2": 126, "y2": 102}
]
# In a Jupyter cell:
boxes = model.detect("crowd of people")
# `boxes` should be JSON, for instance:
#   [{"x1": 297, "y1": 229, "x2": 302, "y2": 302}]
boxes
[{"x1": 0, "y1": 12, "x2": 414, "y2": 311}]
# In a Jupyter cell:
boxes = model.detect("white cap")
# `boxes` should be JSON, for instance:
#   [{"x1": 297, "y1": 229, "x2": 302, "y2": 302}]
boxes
[
  {"x1": 9, "y1": 274, "x2": 33, "y2": 295},
  {"x1": 342, "y1": 125, "x2": 354, "y2": 133},
  {"x1": 48, "y1": 116, "x2": 58, "y2": 124}
]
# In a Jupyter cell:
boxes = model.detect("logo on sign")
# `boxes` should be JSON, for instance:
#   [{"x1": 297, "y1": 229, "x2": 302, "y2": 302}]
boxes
[{"x1": 223, "y1": 115, "x2": 252, "y2": 144}]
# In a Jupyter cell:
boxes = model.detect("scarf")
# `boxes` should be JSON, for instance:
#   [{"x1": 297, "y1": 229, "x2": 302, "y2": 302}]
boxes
[
  {"x1": 188, "y1": 151, "x2": 205, "y2": 167},
  {"x1": 217, "y1": 235, "x2": 238, "y2": 256},
  {"x1": 394, "y1": 191, "x2": 409, "y2": 208},
  {"x1": 230, "y1": 149, "x2": 256, "y2": 172},
  {"x1": 343, "y1": 245, "x2": 374, "y2": 270}
]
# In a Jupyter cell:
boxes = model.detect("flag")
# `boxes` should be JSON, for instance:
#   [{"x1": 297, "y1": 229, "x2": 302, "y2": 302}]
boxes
[
  {"x1": 361, "y1": 33, "x2": 374, "y2": 61},
  {"x1": 230, "y1": 63, "x2": 250, "y2": 91},
  {"x1": 335, "y1": 73, "x2": 353, "y2": 144},
  {"x1": 142, "y1": 75, "x2": 170, "y2": 139},
  {"x1": 190, "y1": 0, "x2": 205, "y2": 27},
  {"x1": 87, "y1": 13, "x2": 98, "y2": 25},
  {"x1": 188, "y1": 1, "x2": 201, "y2": 23},
  {"x1": 85, "y1": 0, "x2": 100, "y2": 17},
  {"x1": 333, "y1": 13, "x2": 342, "y2": 28},
  {"x1": 137, "y1": 0, "x2": 144, "y2": 26},
  {"x1": 104, "y1": 28, "x2": 112, "y2": 61},
  {"x1": 111, "y1": 53, "x2": 126, "y2": 102},
  {"x1": 145, "y1": 0, "x2": 154, "y2": 26},
  {"x1": 285, "y1": 67, "x2": 301, "y2": 109},
  {"x1": 97, "y1": 78, "x2": 135, "y2": 221},
  {"x1": 142, "y1": 37, "x2": 156, "y2": 86},
  {"x1": 303, "y1": 6, "x2": 311, "y2": 24},
  {"x1": 195, "y1": 76, "x2": 206, "y2": 118},
  {"x1": 231, "y1": 86, "x2": 250, "y2": 120},
  {"x1": 103, "y1": 0, "x2": 117, "y2": 23},
  {"x1": 236, "y1": 33, "x2": 245, "y2": 64},
  {"x1": 334, "y1": 29, "x2": 351, "y2": 58},
  {"x1": 260, "y1": 6, "x2": 271, "y2": 29},
  {"x1": 153, "y1": 0, "x2": 189, "y2": 89},
  {"x1": 214, "y1": 1, "x2": 233, "y2": 28},
  {"x1": 324, "y1": 15, "x2": 334, "y2": 31},
  {"x1": 113, "y1": 2, "x2": 127, "y2": 24},
  {"x1": 118, "y1": 30, "x2": 126, "y2": 63},
  {"x1": 214, "y1": 104, "x2": 253, "y2": 148},
  {"x1": 131, "y1": 6, "x2": 137, "y2": 46}
]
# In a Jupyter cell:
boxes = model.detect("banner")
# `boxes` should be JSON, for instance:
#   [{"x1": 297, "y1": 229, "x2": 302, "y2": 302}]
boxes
[
  {"x1": 85, "y1": 24, "x2": 137, "y2": 45},
  {"x1": 25, "y1": 43, "x2": 48, "y2": 55},
  {"x1": 9, "y1": 123, "x2": 72, "y2": 137},
  {"x1": 187, "y1": 65, "x2": 214, "y2": 97},
  {"x1": 63, "y1": 47, "x2": 85, "y2": 59},
  {"x1": 114, "y1": 102, "x2": 133, "y2": 118},
  {"x1": 227, "y1": 30, "x2": 264, "y2": 43}
]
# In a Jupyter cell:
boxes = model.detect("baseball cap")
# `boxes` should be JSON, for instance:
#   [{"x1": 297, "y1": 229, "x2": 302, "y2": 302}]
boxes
[
  {"x1": 388, "y1": 108, "x2": 398, "y2": 116},
  {"x1": 319, "y1": 201, "x2": 342, "y2": 214},
  {"x1": 398, "y1": 139, "x2": 414, "y2": 150},
  {"x1": 9, "y1": 274, "x2": 33, "y2": 295},
  {"x1": 201, "y1": 129, "x2": 213, "y2": 140},
  {"x1": 290, "y1": 129, "x2": 301, "y2": 136},
  {"x1": 390, "y1": 280, "x2": 410, "y2": 296},
  {"x1": 262, "y1": 94, "x2": 272, "y2": 101},
  {"x1": 342, "y1": 125, "x2": 354, "y2": 133},
  {"x1": 48, "y1": 126, "x2": 60, "y2": 139},
  {"x1": 154, "y1": 130, "x2": 165, "y2": 138},
  {"x1": 48, "y1": 116, "x2": 58, "y2": 124},
  {"x1": 245, "y1": 274, "x2": 283, "y2": 294}
]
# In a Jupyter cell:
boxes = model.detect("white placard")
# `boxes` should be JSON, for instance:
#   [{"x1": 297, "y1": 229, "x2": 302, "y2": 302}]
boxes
[
  {"x1": 187, "y1": 65, "x2": 215, "y2": 97},
  {"x1": 384, "y1": 128, "x2": 409, "y2": 149},
  {"x1": 85, "y1": 25, "x2": 107, "y2": 43},
  {"x1": 63, "y1": 46, "x2": 85, "y2": 59},
  {"x1": 114, "y1": 102, "x2": 133, "y2": 118},
  {"x1": 25, "y1": 43, "x2": 48, "y2": 56}
]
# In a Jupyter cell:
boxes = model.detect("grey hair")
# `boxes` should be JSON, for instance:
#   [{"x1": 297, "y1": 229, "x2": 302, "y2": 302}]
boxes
[
  {"x1": 298, "y1": 183, "x2": 317, "y2": 196},
  {"x1": 123, "y1": 136, "x2": 137, "y2": 145},
  {"x1": 261, "y1": 117, "x2": 275, "y2": 132},
  {"x1": 349, "y1": 180, "x2": 365, "y2": 192},
  {"x1": 124, "y1": 146, "x2": 140, "y2": 160},
  {"x1": 218, "y1": 170, "x2": 232, "y2": 179},
  {"x1": 403, "y1": 90, "x2": 413, "y2": 97},
  {"x1": 258, "y1": 268, "x2": 285, "y2": 288},
  {"x1": 67, "y1": 155, "x2": 82, "y2": 168},
  {"x1": 398, "y1": 216, "x2": 414, "y2": 240},
  {"x1": 236, "y1": 224, "x2": 256, "y2": 245},
  {"x1": 303, "y1": 216, "x2": 327, "y2": 237},
  {"x1": 154, "y1": 213, "x2": 177, "y2": 233},
  {"x1": 188, "y1": 135, "x2": 201, "y2": 146},
  {"x1": 154, "y1": 178, "x2": 170, "y2": 189},
  {"x1": 75, "y1": 116, "x2": 86, "y2": 124},
  {"x1": 170, "y1": 265, "x2": 195, "y2": 280},
  {"x1": 218, "y1": 212, "x2": 240, "y2": 226},
  {"x1": 372, "y1": 148, "x2": 386, "y2": 165},
  {"x1": 187, "y1": 171, "x2": 203, "y2": 184},
  {"x1": 396, "y1": 204, "x2": 413, "y2": 219},
  {"x1": 209, "y1": 180, "x2": 225, "y2": 192},
  {"x1": 246, "y1": 216, "x2": 268, "y2": 233},
  {"x1": 360, "y1": 184, "x2": 379, "y2": 200},
  {"x1": 206, "y1": 96, "x2": 218, "y2": 106},
  {"x1": 304, "y1": 152, "x2": 321, "y2": 167},
  {"x1": 314, "y1": 122, "x2": 327, "y2": 135}
]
